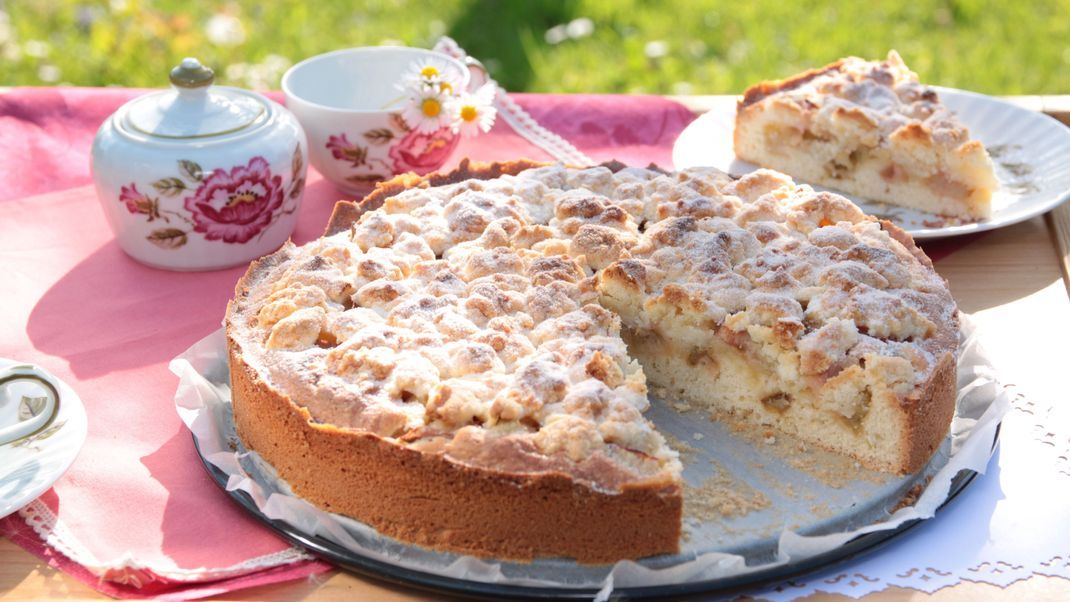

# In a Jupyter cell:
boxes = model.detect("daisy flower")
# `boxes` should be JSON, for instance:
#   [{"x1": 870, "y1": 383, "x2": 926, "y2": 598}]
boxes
[
  {"x1": 448, "y1": 83, "x2": 497, "y2": 137},
  {"x1": 400, "y1": 58, "x2": 462, "y2": 95},
  {"x1": 400, "y1": 85, "x2": 452, "y2": 134}
]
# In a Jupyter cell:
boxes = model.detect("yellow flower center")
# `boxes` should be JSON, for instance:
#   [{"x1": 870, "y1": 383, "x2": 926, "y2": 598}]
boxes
[
  {"x1": 439, "y1": 81, "x2": 453, "y2": 94},
  {"x1": 421, "y1": 98, "x2": 442, "y2": 118},
  {"x1": 420, "y1": 66, "x2": 439, "y2": 78},
  {"x1": 460, "y1": 105, "x2": 479, "y2": 122},
  {"x1": 227, "y1": 192, "x2": 258, "y2": 207}
]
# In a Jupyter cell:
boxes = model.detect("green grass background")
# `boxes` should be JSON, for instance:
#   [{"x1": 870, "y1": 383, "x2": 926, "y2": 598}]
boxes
[{"x1": 3, "y1": 0, "x2": 1069, "y2": 94}]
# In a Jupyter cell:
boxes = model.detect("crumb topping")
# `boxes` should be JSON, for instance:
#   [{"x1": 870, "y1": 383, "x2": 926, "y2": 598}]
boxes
[
  {"x1": 231, "y1": 163, "x2": 957, "y2": 491},
  {"x1": 741, "y1": 51, "x2": 970, "y2": 153}
]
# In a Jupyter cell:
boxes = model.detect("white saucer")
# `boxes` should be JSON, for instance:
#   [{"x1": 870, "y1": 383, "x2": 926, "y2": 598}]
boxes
[
  {"x1": 672, "y1": 88, "x2": 1070, "y2": 239},
  {"x1": 0, "y1": 358, "x2": 87, "y2": 520}
]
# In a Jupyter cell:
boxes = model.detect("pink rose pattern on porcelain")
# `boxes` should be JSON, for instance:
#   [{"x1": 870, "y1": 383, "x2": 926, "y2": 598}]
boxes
[
  {"x1": 118, "y1": 184, "x2": 162, "y2": 220},
  {"x1": 184, "y1": 157, "x2": 284, "y2": 244},
  {"x1": 116, "y1": 146, "x2": 304, "y2": 249},
  {"x1": 389, "y1": 127, "x2": 460, "y2": 175},
  {"x1": 325, "y1": 115, "x2": 459, "y2": 189},
  {"x1": 326, "y1": 133, "x2": 369, "y2": 166}
]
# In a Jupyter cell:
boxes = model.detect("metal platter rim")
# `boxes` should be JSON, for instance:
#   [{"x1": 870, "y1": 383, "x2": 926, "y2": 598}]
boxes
[{"x1": 193, "y1": 426, "x2": 996, "y2": 600}]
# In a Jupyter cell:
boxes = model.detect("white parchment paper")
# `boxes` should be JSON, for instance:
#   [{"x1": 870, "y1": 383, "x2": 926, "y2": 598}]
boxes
[{"x1": 171, "y1": 314, "x2": 1008, "y2": 598}]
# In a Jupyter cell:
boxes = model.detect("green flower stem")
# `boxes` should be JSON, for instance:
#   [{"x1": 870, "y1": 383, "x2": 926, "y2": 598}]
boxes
[
  {"x1": 161, "y1": 210, "x2": 196, "y2": 227},
  {"x1": 379, "y1": 93, "x2": 407, "y2": 110}
]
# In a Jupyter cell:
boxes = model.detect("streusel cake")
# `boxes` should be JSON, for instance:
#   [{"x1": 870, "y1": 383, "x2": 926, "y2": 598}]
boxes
[
  {"x1": 734, "y1": 51, "x2": 997, "y2": 220},
  {"x1": 226, "y1": 159, "x2": 958, "y2": 563}
]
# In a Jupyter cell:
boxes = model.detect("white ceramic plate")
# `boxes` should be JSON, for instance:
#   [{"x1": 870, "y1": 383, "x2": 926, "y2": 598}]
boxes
[
  {"x1": 0, "y1": 358, "x2": 87, "y2": 520},
  {"x1": 672, "y1": 88, "x2": 1070, "y2": 239}
]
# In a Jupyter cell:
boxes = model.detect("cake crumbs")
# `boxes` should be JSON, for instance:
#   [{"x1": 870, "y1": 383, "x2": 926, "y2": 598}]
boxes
[
  {"x1": 713, "y1": 412, "x2": 753, "y2": 435},
  {"x1": 808, "y1": 503, "x2": 833, "y2": 518},
  {"x1": 714, "y1": 415, "x2": 889, "y2": 489},
  {"x1": 758, "y1": 428, "x2": 776, "y2": 445},
  {"x1": 662, "y1": 432, "x2": 701, "y2": 464},
  {"x1": 786, "y1": 456, "x2": 847, "y2": 489},
  {"x1": 748, "y1": 462, "x2": 807, "y2": 501},
  {"x1": 784, "y1": 450, "x2": 887, "y2": 488},
  {"x1": 890, "y1": 477, "x2": 932, "y2": 513},
  {"x1": 684, "y1": 464, "x2": 771, "y2": 521},
  {"x1": 650, "y1": 385, "x2": 673, "y2": 401}
]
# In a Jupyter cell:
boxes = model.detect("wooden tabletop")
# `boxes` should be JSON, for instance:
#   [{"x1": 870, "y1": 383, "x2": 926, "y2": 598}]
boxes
[{"x1": 3, "y1": 96, "x2": 1069, "y2": 601}]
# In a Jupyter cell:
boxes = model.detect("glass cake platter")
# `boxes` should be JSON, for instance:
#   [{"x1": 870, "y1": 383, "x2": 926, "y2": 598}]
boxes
[{"x1": 179, "y1": 317, "x2": 1006, "y2": 599}]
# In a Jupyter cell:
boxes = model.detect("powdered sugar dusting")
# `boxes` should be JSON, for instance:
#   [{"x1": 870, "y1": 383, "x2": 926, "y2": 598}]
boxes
[{"x1": 229, "y1": 163, "x2": 957, "y2": 490}]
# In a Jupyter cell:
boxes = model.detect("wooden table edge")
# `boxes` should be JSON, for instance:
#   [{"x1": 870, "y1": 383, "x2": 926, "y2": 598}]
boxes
[{"x1": 1047, "y1": 203, "x2": 1070, "y2": 297}]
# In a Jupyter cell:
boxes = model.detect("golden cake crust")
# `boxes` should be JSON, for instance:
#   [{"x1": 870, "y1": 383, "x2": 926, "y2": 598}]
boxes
[
  {"x1": 897, "y1": 350, "x2": 956, "y2": 473},
  {"x1": 739, "y1": 60, "x2": 848, "y2": 111},
  {"x1": 875, "y1": 217, "x2": 956, "y2": 472},
  {"x1": 226, "y1": 159, "x2": 958, "y2": 563}
]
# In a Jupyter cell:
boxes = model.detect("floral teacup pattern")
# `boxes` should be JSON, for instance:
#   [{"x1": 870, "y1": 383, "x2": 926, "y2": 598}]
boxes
[
  {"x1": 320, "y1": 58, "x2": 495, "y2": 192},
  {"x1": 390, "y1": 127, "x2": 462, "y2": 174},
  {"x1": 325, "y1": 117, "x2": 461, "y2": 190},
  {"x1": 116, "y1": 146, "x2": 304, "y2": 250}
]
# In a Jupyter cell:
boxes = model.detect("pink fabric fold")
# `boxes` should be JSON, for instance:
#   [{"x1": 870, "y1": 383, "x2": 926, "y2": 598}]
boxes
[{"x1": 0, "y1": 86, "x2": 699, "y2": 599}]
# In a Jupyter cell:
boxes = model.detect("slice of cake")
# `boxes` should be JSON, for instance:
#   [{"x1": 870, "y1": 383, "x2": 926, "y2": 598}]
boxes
[
  {"x1": 734, "y1": 51, "x2": 997, "y2": 220},
  {"x1": 225, "y1": 160, "x2": 959, "y2": 563}
]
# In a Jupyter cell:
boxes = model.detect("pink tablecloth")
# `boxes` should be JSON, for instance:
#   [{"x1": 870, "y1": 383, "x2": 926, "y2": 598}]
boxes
[{"x1": 0, "y1": 87, "x2": 697, "y2": 598}]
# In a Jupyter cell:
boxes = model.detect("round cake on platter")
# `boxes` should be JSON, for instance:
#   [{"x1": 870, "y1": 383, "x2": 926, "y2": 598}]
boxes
[{"x1": 225, "y1": 158, "x2": 957, "y2": 563}]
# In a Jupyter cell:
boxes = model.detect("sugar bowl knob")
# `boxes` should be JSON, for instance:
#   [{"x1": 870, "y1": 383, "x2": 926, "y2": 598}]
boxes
[{"x1": 169, "y1": 57, "x2": 216, "y2": 89}]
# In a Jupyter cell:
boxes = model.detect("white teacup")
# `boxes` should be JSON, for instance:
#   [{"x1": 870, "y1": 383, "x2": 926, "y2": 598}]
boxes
[
  {"x1": 283, "y1": 47, "x2": 474, "y2": 196},
  {"x1": 0, "y1": 364, "x2": 60, "y2": 446}
]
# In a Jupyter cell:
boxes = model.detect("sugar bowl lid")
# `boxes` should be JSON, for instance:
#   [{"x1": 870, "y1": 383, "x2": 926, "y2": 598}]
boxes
[{"x1": 121, "y1": 57, "x2": 268, "y2": 139}]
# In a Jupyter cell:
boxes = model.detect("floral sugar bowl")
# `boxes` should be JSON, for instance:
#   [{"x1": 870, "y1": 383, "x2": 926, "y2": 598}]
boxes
[{"x1": 92, "y1": 58, "x2": 308, "y2": 271}]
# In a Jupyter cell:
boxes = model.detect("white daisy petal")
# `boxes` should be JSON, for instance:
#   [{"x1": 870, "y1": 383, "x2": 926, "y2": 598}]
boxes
[
  {"x1": 400, "y1": 85, "x2": 453, "y2": 133},
  {"x1": 448, "y1": 84, "x2": 498, "y2": 137},
  {"x1": 447, "y1": 88, "x2": 496, "y2": 137},
  {"x1": 401, "y1": 58, "x2": 461, "y2": 94},
  {"x1": 473, "y1": 82, "x2": 497, "y2": 104}
]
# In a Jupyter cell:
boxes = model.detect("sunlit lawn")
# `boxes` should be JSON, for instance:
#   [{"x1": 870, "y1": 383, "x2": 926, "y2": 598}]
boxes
[{"x1": 3, "y1": 0, "x2": 1069, "y2": 95}]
